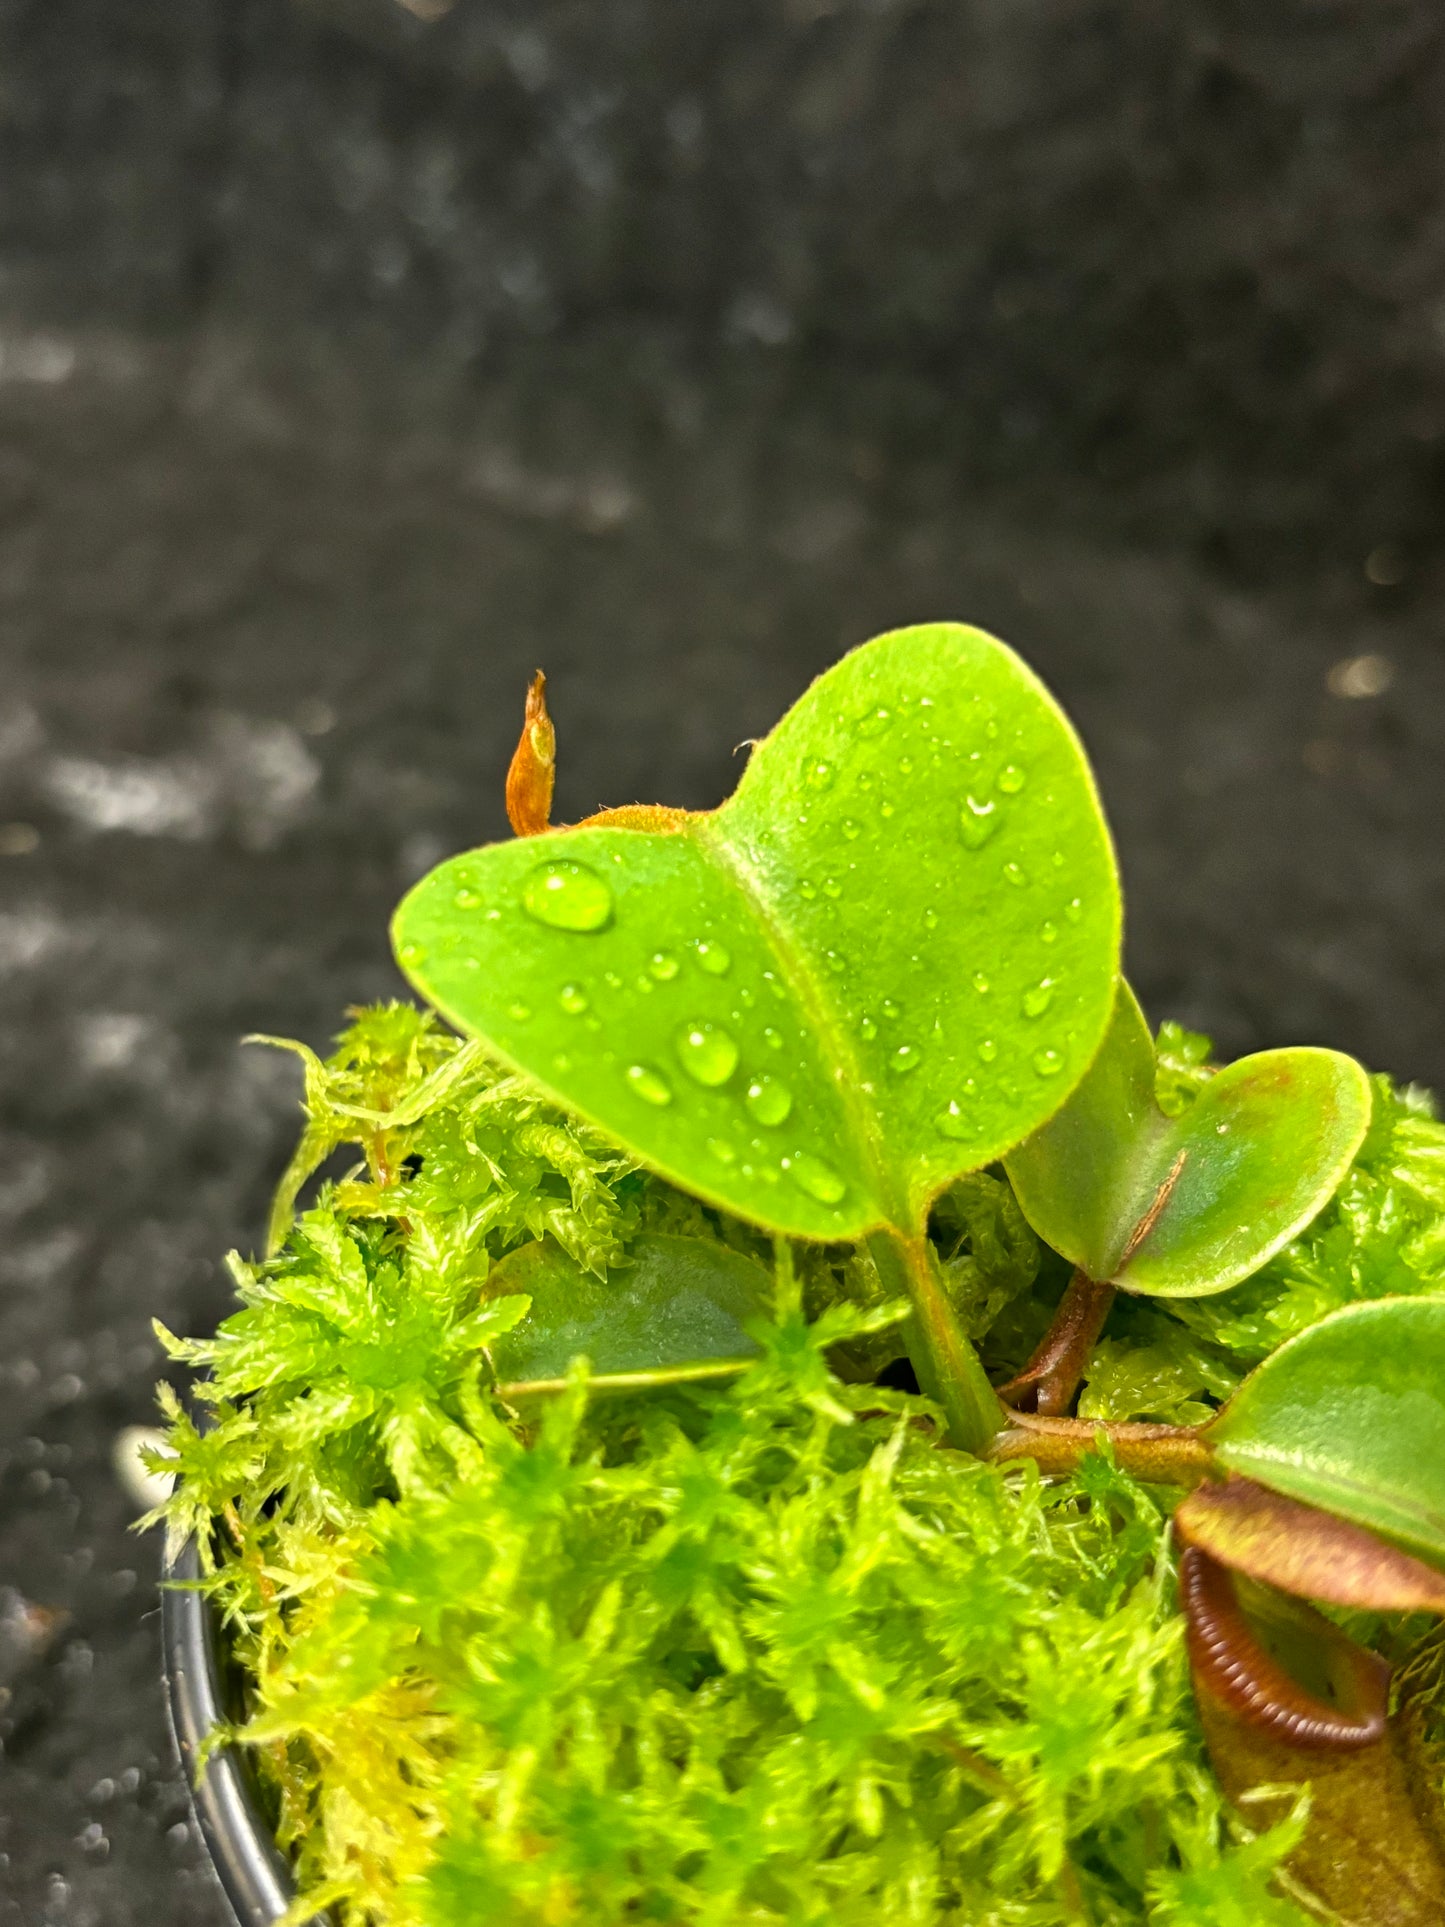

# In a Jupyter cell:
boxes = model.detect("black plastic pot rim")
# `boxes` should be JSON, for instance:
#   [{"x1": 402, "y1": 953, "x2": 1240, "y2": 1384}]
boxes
[{"x1": 162, "y1": 1535, "x2": 313, "y2": 1927}]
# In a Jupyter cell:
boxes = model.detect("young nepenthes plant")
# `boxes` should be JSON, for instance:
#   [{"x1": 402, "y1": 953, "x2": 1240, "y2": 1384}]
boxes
[
  {"x1": 152, "y1": 624, "x2": 1445, "y2": 1926},
  {"x1": 395, "y1": 630, "x2": 1445, "y2": 1776}
]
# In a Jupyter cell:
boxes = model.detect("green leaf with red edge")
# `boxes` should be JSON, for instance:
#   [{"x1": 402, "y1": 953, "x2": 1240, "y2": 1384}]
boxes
[
  {"x1": 1003, "y1": 981, "x2": 1371, "y2": 1296},
  {"x1": 393, "y1": 625, "x2": 1122, "y2": 1243},
  {"x1": 1206, "y1": 1297, "x2": 1445, "y2": 1569}
]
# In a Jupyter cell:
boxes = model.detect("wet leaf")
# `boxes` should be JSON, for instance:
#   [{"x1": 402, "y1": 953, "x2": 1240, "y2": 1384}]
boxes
[
  {"x1": 1206, "y1": 1297, "x2": 1445, "y2": 1568},
  {"x1": 1004, "y1": 982, "x2": 1371, "y2": 1296},
  {"x1": 1176, "y1": 1476, "x2": 1445, "y2": 1614},
  {"x1": 394, "y1": 625, "x2": 1121, "y2": 1241},
  {"x1": 486, "y1": 1232, "x2": 771, "y2": 1394}
]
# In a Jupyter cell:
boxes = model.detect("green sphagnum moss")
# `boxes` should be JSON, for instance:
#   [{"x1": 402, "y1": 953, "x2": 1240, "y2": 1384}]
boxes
[
  {"x1": 152, "y1": 1003, "x2": 1445, "y2": 1926},
  {"x1": 150, "y1": 629, "x2": 1445, "y2": 1923}
]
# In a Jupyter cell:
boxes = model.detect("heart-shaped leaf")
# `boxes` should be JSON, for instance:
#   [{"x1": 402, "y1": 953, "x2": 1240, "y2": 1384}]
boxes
[
  {"x1": 1003, "y1": 982, "x2": 1371, "y2": 1296},
  {"x1": 393, "y1": 625, "x2": 1121, "y2": 1243},
  {"x1": 1205, "y1": 1296, "x2": 1445, "y2": 1570},
  {"x1": 485, "y1": 1232, "x2": 770, "y2": 1395}
]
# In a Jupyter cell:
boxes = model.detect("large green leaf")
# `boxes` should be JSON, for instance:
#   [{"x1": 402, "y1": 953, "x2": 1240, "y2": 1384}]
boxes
[
  {"x1": 1004, "y1": 983, "x2": 1371, "y2": 1296},
  {"x1": 393, "y1": 624, "x2": 1121, "y2": 1242},
  {"x1": 1206, "y1": 1297, "x2": 1445, "y2": 1569},
  {"x1": 486, "y1": 1233, "x2": 769, "y2": 1394}
]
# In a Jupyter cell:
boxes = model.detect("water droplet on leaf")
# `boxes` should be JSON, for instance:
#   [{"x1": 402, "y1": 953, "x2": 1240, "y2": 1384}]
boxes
[
  {"x1": 624, "y1": 1063, "x2": 673, "y2": 1106},
  {"x1": 971, "y1": 971, "x2": 990, "y2": 995},
  {"x1": 805, "y1": 760, "x2": 835, "y2": 789},
  {"x1": 453, "y1": 887, "x2": 482, "y2": 910},
  {"x1": 1003, "y1": 861, "x2": 1028, "y2": 887},
  {"x1": 1039, "y1": 920, "x2": 1058, "y2": 945},
  {"x1": 858, "y1": 1014, "x2": 879, "y2": 1041},
  {"x1": 923, "y1": 907, "x2": 938, "y2": 929},
  {"x1": 881, "y1": 998, "x2": 902, "y2": 1020},
  {"x1": 822, "y1": 876, "x2": 842, "y2": 899},
  {"x1": 521, "y1": 861, "x2": 614, "y2": 932},
  {"x1": 708, "y1": 1137, "x2": 737, "y2": 1165},
  {"x1": 936, "y1": 1101, "x2": 970, "y2": 1140},
  {"x1": 996, "y1": 764, "x2": 1027, "y2": 794},
  {"x1": 745, "y1": 1076, "x2": 793, "y2": 1126},
  {"x1": 960, "y1": 796, "x2": 999, "y2": 849},
  {"x1": 856, "y1": 706, "x2": 893, "y2": 738},
  {"x1": 558, "y1": 983, "x2": 589, "y2": 1015},
  {"x1": 1033, "y1": 1048, "x2": 1064, "y2": 1078},
  {"x1": 648, "y1": 950, "x2": 680, "y2": 981},
  {"x1": 763, "y1": 1026, "x2": 783, "y2": 1051},
  {"x1": 799, "y1": 879, "x2": 818, "y2": 901},
  {"x1": 694, "y1": 940, "x2": 732, "y2": 975},
  {"x1": 842, "y1": 818, "x2": 861, "y2": 840},
  {"x1": 784, "y1": 1151, "x2": 848, "y2": 1205},
  {"x1": 889, "y1": 1043, "x2": 922, "y2": 1075},
  {"x1": 508, "y1": 1001, "x2": 532, "y2": 1022},
  {"x1": 1022, "y1": 980, "x2": 1055, "y2": 1019},
  {"x1": 977, "y1": 1038, "x2": 999, "y2": 1063},
  {"x1": 399, "y1": 942, "x2": 424, "y2": 966},
  {"x1": 1065, "y1": 898, "x2": 1083, "y2": 923},
  {"x1": 675, "y1": 1021, "x2": 740, "y2": 1087}
]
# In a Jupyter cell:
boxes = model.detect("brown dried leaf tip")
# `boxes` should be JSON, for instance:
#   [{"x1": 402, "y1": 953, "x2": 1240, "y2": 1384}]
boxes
[{"x1": 506, "y1": 670, "x2": 556, "y2": 837}]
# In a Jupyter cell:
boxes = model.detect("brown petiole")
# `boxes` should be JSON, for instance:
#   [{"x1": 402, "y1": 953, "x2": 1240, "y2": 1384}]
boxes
[
  {"x1": 997, "y1": 1267, "x2": 1117, "y2": 1415},
  {"x1": 999, "y1": 1150, "x2": 1188, "y2": 1417}
]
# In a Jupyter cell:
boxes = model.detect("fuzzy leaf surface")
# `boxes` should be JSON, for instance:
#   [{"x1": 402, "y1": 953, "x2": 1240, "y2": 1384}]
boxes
[
  {"x1": 486, "y1": 1232, "x2": 770, "y2": 1392},
  {"x1": 1196, "y1": 1666, "x2": 1445, "y2": 1925},
  {"x1": 1206, "y1": 1297, "x2": 1445, "y2": 1568},
  {"x1": 1004, "y1": 983, "x2": 1371, "y2": 1296},
  {"x1": 394, "y1": 625, "x2": 1121, "y2": 1240}
]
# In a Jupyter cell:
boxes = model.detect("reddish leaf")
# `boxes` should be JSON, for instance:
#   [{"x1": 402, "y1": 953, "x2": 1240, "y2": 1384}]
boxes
[
  {"x1": 505, "y1": 671, "x2": 556, "y2": 837},
  {"x1": 1177, "y1": 1476, "x2": 1445, "y2": 1615}
]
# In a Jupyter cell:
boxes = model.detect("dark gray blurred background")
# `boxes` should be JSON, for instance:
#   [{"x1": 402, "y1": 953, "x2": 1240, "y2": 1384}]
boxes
[{"x1": 2, "y1": 3, "x2": 1444, "y2": 1920}]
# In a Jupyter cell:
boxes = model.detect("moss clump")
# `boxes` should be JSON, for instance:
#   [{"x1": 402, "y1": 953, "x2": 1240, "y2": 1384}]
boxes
[{"x1": 153, "y1": 1005, "x2": 1445, "y2": 1925}]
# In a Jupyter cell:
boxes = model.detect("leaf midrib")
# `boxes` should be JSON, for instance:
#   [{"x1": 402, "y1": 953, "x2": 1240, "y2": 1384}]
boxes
[{"x1": 698, "y1": 813, "x2": 906, "y2": 1234}]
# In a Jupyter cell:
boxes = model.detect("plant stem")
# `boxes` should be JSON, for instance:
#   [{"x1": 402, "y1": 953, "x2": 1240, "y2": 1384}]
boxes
[
  {"x1": 997, "y1": 1268, "x2": 1117, "y2": 1415},
  {"x1": 988, "y1": 1410, "x2": 1213, "y2": 1485},
  {"x1": 868, "y1": 1228, "x2": 1003, "y2": 1456}
]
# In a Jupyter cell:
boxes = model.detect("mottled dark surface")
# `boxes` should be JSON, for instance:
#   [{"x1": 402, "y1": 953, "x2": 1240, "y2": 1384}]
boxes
[{"x1": 1, "y1": 1, "x2": 1444, "y2": 1921}]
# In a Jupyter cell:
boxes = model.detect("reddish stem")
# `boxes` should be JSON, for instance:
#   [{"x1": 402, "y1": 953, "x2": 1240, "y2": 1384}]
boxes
[{"x1": 998, "y1": 1268, "x2": 1116, "y2": 1415}]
